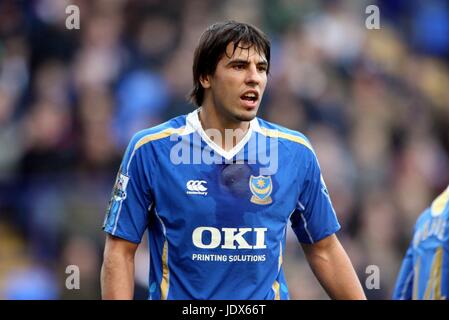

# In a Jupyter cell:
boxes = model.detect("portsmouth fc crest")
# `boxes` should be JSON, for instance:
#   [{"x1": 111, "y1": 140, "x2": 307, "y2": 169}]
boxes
[{"x1": 249, "y1": 175, "x2": 273, "y2": 205}]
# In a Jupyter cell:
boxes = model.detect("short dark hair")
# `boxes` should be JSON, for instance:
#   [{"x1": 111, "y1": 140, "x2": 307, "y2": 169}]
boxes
[{"x1": 189, "y1": 20, "x2": 271, "y2": 106}]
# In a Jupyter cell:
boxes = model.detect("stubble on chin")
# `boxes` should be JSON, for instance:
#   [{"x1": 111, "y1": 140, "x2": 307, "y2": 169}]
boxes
[
  {"x1": 235, "y1": 115, "x2": 255, "y2": 122},
  {"x1": 233, "y1": 109, "x2": 258, "y2": 122}
]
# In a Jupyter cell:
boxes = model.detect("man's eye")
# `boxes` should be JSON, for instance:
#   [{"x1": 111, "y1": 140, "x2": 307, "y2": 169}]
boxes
[
  {"x1": 233, "y1": 64, "x2": 245, "y2": 70},
  {"x1": 258, "y1": 66, "x2": 267, "y2": 72}
]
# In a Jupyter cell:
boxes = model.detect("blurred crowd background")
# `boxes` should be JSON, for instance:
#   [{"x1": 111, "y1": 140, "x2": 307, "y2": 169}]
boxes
[{"x1": 0, "y1": 0, "x2": 448, "y2": 299}]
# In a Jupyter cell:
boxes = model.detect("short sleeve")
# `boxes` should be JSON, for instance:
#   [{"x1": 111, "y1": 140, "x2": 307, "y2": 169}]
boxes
[
  {"x1": 290, "y1": 148, "x2": 341, "y2": 244},
  {"x1": 102, "y1": 135, "x2": 153, "y2": 243}
]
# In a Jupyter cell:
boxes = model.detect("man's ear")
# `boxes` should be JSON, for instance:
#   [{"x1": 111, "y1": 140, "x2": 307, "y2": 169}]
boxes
[{"x1": 199, "y1": 74, "x2": 211, "y2": 89}]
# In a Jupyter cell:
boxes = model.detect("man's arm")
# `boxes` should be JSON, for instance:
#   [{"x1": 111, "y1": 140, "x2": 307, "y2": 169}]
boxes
[
  {"x1": 301, "y1": 234, "x2": 366, "y2": 300},
  {"x1": 101, "y1": 234, "x2": 139, "y2": 300}
]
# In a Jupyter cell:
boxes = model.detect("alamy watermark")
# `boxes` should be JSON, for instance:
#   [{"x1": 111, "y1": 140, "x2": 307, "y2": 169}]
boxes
[
  {"x1": 365, "y1": 265, "x2": 380, "y2": 290},
  {"x1": 65, "y1": 5, "x2": 80, "y2": 30},
  {"x1": 365, "y1": 5, "x2": 380, "y2": 30},
  {"x1": 63, "y1": 5, "x2": 380, "y2": 32},
  {"x1": 65, "y1": 265, "x2": 80, "y2": 290},
  {"x1": 169, "y1": 128, "x2": 279, "y2": 176}
]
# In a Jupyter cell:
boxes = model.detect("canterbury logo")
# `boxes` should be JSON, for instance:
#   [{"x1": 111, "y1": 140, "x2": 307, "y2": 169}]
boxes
[{"x1": 186, "y1": 180, "x2": 208, "y2": 195}]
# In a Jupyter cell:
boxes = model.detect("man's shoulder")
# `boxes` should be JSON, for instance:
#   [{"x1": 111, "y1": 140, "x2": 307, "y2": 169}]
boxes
[
  {"x1": 255, "y1": 117, "x2": 314, "y2": 154},
  {"x1": 415, "y1": 186, "x2": 449, "y2": 226},
  {"x1": 127, "y1": 114, "x2": 188, "y2": 152},
  {"x1": 415, "y1": 208, "x2": 433, "y2": 227},
  {"x1": 429, "y1": 186, "x2": 449, "y2": 218}
]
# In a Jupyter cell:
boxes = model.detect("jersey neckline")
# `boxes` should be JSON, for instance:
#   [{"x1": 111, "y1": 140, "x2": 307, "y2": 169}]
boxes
[{"x1": 183, "y1": 108, "x2": 261, "y2": 160}]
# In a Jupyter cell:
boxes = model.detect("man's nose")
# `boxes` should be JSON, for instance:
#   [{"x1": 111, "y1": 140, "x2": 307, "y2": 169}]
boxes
[{"x1": 245, "y1": 64, "x2": 262, "y2": 85}]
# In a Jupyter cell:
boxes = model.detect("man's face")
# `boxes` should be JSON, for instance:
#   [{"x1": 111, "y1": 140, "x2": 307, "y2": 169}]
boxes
[{"x1": 201, "y1": 42, "x2": 268, "y2": 122}]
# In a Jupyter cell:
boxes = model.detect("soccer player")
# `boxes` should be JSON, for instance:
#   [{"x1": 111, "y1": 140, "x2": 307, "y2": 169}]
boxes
[
  {"x1": 101, "y1": 21, "x2": 366, "y2": 300},
  {"x1": 393, "y1": 185, "x2": 449, "y2": 300}
]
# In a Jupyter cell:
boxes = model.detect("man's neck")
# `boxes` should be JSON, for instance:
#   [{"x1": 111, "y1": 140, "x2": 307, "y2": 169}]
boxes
[{"x1": 198, "y1": 106, "x2": 250, "y2": 152}]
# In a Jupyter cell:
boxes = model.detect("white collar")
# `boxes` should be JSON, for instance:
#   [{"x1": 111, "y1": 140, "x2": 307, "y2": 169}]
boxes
[{"x1": 184, "y1": 108, "x2": 260, "y2": 160}]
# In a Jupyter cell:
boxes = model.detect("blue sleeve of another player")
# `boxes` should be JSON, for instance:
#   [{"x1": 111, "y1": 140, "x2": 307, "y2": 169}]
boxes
[
  {"x1": 290, "y1": 148, "x2": 341, "y2": 244},
  {"x1": 102, "y1": 135, "x2": 153, "y2": 244},
  {"x1": 392, "y1": 242, "x2": 414, "y2": 300}
]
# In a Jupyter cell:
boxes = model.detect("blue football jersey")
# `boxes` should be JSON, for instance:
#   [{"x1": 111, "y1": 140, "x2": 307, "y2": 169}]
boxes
[
  {"x1": 393, "y1": 186, "x2": 449, "y2": 300},
  {"x1": 103, "y1": 109, "x2": 340, "y2": 300}
]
